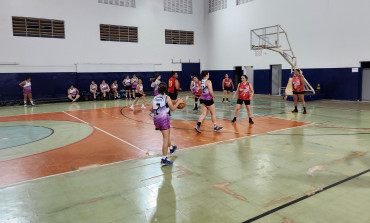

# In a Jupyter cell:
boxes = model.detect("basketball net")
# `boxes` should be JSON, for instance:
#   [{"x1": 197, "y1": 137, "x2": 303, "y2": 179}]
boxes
[{"x1": 254, "y1": 49, "x2": 262, "y2": 56}]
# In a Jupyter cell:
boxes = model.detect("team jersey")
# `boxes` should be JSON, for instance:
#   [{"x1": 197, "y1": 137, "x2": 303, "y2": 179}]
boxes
[
  {"x1": 238, "y1": 82, "x2": 250, "y2": 100},
  {"x1": 91, "y1": 84, "x2": 97, "y2": 90},
  {"x1": 153, "y1": 94, "x2": 169, "y2": 116},
  {"x1": 69, "y1": 88, "x2": 77, "y2": 96},
  {"x1": 136, "y1": 84, "x2": 143, "y2": 93},
  {"x1": 200, "y1": 79, "x2": 213, "y2": 100},
  {"x1": 293, "y1": 75, "x2": 304, "y2": 92},
  {"x1": 131, "y1": 78, "x2": 138, "y2": 88},
  {"x1": 168, "y1": 77, "x2": 179, "y2": 94},
  {"x1": 192, "y1": 82, "x2": 201, "y2": 95},
  {"x1": 124, "y1": 79, "x2": 131, "y2": 86},
  {"x1": 101, "y1": 84, "x2": 108, "y2": 90},
  {"x1": 112, "y1": 83, "x2": 118, "y2": 89},
  {"x1": 24, "y1": 81, "x2": 31, "y2": 90},
  {"x1": 224, "y1": 78, "x2": 232, "y2": 87}
]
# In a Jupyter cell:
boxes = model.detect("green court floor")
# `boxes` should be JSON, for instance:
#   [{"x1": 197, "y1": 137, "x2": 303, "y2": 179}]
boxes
[{"x1": 0, "y1": 93, "x2": 369, "y2": 223}]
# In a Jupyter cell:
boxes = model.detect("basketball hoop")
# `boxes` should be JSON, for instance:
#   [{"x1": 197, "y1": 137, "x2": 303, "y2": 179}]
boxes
[{"x1": 254, "y1": 49, "x2": 262, "y2": 56}]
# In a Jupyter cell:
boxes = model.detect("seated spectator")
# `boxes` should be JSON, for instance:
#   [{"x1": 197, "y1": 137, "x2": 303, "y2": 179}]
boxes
[
  {"x1": 100, "y1": 80, "x2": 110, "y2": 98},
  {"x1": 90, "y1": 81, "x2": 98, "y2": 100},
  {"x1": 68, "y1": 85, "x2": 80, "y2": 102},
  {"x1": 111, "y1": 80, "x2": 119, "y2": 99}
]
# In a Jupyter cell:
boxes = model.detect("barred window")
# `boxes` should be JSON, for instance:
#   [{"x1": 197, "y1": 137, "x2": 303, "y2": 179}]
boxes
[
  {"x1": 100, "y1": 24, "x2": 138, "y2": 42},
  {"x1": 237, "y1": 0, "x2": 254, "y2": 5},
  {"x1": 164, "y1": 0, "x2": 192, "y2": 14},
  {"x1": 12, "y1": 16, "x2": 65, "y2": 39},
  {"x1": 98, "y1": 0, "x2": 135, "y2": 8},
  {"x1": 165, "y1": 29, "x2": 194, "y2": 45},
  {"x1": 209, "y1": 0, "x2": 227, "y2": 13}
]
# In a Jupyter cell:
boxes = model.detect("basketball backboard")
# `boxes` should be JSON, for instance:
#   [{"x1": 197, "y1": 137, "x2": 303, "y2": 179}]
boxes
[{"x1": 251, "y1": 25, "x2": 282, "y2": 50}]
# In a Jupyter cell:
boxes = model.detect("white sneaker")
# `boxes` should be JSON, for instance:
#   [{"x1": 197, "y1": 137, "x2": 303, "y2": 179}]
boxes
[
  {"x1": 130, "y1": 105, "x2": 134, "y2": 110},
  {"x1": 141, "y1": 105, "x2": 146, "y2": 109},
  {"x1": 24, "y1": 103, "x2": 27, "y2": 107}
]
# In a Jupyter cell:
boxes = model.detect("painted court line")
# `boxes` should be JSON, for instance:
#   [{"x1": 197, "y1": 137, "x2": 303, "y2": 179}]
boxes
[{"x1": 62, "y1": 111, "x2": 146, "y2": 153}]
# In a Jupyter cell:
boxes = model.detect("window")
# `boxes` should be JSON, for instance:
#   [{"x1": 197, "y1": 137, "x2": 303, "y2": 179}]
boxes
[
  {"x1": 165, "y1": 29, "x2": 194, "y2": 45},
  {"x1": 12, "y1": 16, "x2": 65, "y2": 39},
  {"x1": 164, "y1": 0, "x2": 192, "y2": 14},
  {"x1": 209, "y1": 0, "x2": 227, "y2": 13},
  {"x1": 100, "y1": 24, "x2": 138, "y2": 42},
  {"x1": 237, "y1": 0, "x2": 254, "y2": 5},
  {"x1": 98, "y1": 0, "x2": 135, "y2": 8}
]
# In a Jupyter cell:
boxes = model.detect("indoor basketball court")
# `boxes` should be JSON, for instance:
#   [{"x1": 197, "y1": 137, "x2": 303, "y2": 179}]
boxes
[{"x1": 0, "y1": 0, "x2": 369, "y2": 223}]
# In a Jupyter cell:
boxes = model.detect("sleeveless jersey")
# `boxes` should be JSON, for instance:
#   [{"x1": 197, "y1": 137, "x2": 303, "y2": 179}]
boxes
[
  {"x1": 131, "y1": 78, "x2": 138, "y2": 88},
  {"x1": 192, "y1": 82, "x2": 201, "y2": 95},
  {"x1": 293, "y1": 75, "x2": 304, "y2": 92},
  {"x1": 91, "y1": 84, "x2": 97, "y2": 90},
  {"x1": 69, "y1": 88, "x2": 77, "y2": 96},
  {"x1": 112, "y1": 83, "x2": 118, "y2": 89},
  {"x1": 136, "y1": 84, "x2": 143, "y2": 93},
  {"x1": 153, "y1": 94, "x2": 169, "y2": 116},
  {"x1": 168, "y1": 77, "x2": 178, "y2": 94},
  {"x1": 238, "y1": 82, "x2": 250, "y2": 100},
  {"x1": 124, "y1": 79, "x2": 131, "y2": 86},
  {"x1": 101, "y1": 84, "x2": 108, "y2": 90},
  {"x1": 200, "y1": 79, "x2": 213, "y2": 100},
  {"x1": 224, "y1": 78, "x2": 232, "y2": 87},
  {"x1": 24, "y1": 81, "x2": 31, "y2": 90}
]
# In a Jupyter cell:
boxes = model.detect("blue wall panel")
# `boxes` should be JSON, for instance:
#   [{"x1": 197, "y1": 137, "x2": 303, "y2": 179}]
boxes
[
  {"x1": 253, "y1": 70, "x2": 271, "y2": 94},
  {"x1": 208, "y1": 70, "x2": 234, "y2": 91}
]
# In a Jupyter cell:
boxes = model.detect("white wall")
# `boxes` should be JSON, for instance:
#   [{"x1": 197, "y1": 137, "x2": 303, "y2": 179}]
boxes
[
  {"x1": 204, "y1": 0, "x2": 370, "y2": 70},
  {"x1": 0, "y1": 0, "x2": 206, "y2": 72}
]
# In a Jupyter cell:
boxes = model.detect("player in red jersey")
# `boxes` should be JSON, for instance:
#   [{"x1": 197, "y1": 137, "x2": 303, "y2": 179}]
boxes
[
  {"x1": 222, "y1": 74, "x2": 234, "y2": 102},
  {"x1": 232, "y1": 75, "x2": 254, "y2": 124},
  {"x1": 291, "y1": 69, "x2": 307, "y2": 114}
]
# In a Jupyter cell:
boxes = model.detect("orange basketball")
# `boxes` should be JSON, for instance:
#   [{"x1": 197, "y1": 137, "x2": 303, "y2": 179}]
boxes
[{"x1": 177, "y1": 102, "x2": 186, "y2": 109}]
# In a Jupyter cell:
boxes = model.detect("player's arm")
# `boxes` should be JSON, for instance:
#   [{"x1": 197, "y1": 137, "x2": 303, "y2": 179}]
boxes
[
  {"x1": 19, "y1": 81, "x2": 25, "y2": 88},
  {"x1": 249, "y1": 83, "x2": 254, "y2": 100},
  {"x1": 222, "y1": 79, "x2": 225, "y2": 90},
  {"x1": 76, "y1": 88, "x2": 80, "y2": 95},
  {"x1": 231, "y1": 80, "x2": 234, "y2": 89},
  {"x1": 166, "y1": 96, "x2": 184, "y2": 111},
  {"x1": 233, "y1": 84, "x2": 240, "y2": 99},
  {"x1": 149, "y1": 101, "x2": 154, "y2": 113},
  {"x1": 207, "y1": 80, "x2": 215, "y2": 99},
  {"x1": 175, "y1": 80, "x2": 181, "y2": 91},
  {"x1": 190, "y1": 81, "x2": 194, "y2": 91},
  {"x1": 299, "y1": 76, "x2": 305, "y2": 91}
]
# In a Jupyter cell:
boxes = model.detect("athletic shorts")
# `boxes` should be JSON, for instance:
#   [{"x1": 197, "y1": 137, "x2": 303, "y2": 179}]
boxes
[
  {"x1": 237, "y1": 99, "x2": 250, "y2": 105},
  {"x1": 136, "y1": 93, "x2": 143, "y2": 98},
  {"x1": 168, "y1": 92, "x2": 178, "y2": 100},
  {"x1": 132, "y1": 84, "x2": 138, "y2": 89},
  {"x1": 224, "y1": 87, "x2": 232, "y2": 91},
  {"x1": 154, "y1": 114, "x2": 170, "y2": 130},
  {"x1": 23, "y1": 88, "x2": 31, "y2": 94},
  {"x1": 200, "y1": 99, "x2": 214, "y2": 106},
  {"x1": 125, "y1": 86, "x2": 131, "y2": 91},
  {"x1": 293, "y1": 91, "x2": 304, "y2": 95}
]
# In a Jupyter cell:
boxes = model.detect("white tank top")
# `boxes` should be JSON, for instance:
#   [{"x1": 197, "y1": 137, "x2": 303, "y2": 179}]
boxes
[
  {"x1": 112, "y1": 83, "x2": 117, "y2": 89},
  {"x1": 124, "y1": 79, "x2": 131, "y2": 85},
  {"x1": 69, "y1": 88, "x2": 76, "y2": 95},
  {"x1": 153, "y1": 94, "x2": 169, "y2": 116},
  {"x1": 136, "y1": 84, "x2": 143, "y2": 93},
  {"x1": 91, "y1": 84, "x2": 96, "y2": 90},
  {"x1": 101, "y1": 83, "x2": 108, "y2": 90},
  {"x1": 24, "y1": 81, "x2": 31, "y2": 88}
]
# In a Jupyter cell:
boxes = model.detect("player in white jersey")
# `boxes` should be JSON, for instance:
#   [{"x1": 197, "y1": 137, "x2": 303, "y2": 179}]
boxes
[
  {"x1": 111, "y1": 80, "x2": 119, "y2": 99},
  {"x1": 19, "y1": 77, "x2": 35, "y2": 106},
  {"x1": 68, "y1": 85, "x2": 80, "y2": 102},
  {"x1": 149, "y1": 82, "x2": 184, "y2": 166},
  {"x1": 130, "y1": 79, "x2": 146, "y2": 110}
]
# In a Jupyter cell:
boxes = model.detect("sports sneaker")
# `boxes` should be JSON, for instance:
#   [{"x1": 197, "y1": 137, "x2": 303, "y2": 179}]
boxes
[
  {"x1": 214, "y1": 126, "x2": 223, "y2": 132},
  {"x1": 193, "y1": 107, "x2": 198, "y2": 111},
  {"x1": 130, "y1": 105, "x2": 134, "y2": 110},
  {"x1": 24, "y1": 103, "x2": 27, "y2": 107},
  {"x1": 249, "y1": 119, "x2": 254, "y2": 124},
  {"x1": 194, "y1": 125, "x2": 201, "y2": 133},
  {"x1": 170, "y1": 146, "x2": 177, "y2": 154},
  {"x1": 303, "y1": 111, "x2": 307, "y2": 114},
  {"x1": 292, "y1": 109, "x2": 298, "y2": 113},
  {"x1": 231, "y1": 118, "x2": 236, "y2": 123},
  {"x1": 161, "y1": 158, "x2": 173, "y2": 166},
  {"x1": 31, "y1": 103, "x2": 35, "y2": 106}
]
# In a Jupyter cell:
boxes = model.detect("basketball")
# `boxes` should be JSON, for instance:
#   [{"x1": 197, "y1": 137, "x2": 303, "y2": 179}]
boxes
[{"x1": 177, "y1": 102, "x2": 186, "y2": 109}]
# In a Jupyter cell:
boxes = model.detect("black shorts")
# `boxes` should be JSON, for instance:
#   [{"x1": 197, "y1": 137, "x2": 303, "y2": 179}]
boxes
[
  {"x1": 136, "y1": 93, "x2": 143, "y2": 98},
  {"x1": 237, "y1": 99, "x2": 250, "y2": 105},
  {"x1": 224, "y1": 87, "x2": 232, "y2": 91},
  {"x1": 125, "y1": 86, "x2": 131, "y2": 91},
  {"x1": 168, "y1": 92, "x2": 178, "y2": 100},
  {"x1": 200, "y1": 99, "x2": 214, "y2": 106},
  {"x1": 293, "y1": 91, "x2": 304, "y2": 95}
]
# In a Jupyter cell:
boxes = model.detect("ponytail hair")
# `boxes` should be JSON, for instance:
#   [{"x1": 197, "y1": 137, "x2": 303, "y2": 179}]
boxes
[
  {"x1": 158, "y1": 82, "x2": 168, "y2": 94},
  {"x1": 201, "y1": 70, "x2": 209, "y2": 78}
]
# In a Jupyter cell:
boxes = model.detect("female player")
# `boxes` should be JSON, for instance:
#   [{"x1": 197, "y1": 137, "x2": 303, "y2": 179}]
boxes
[
  {"x1": 222, "y1": 74, "x2": 234, "y2": 102},
  {"x1": 100, "y1": 80, "x2": 110, "y2": 99},
  {"x1": 123, "y1": 75, "x2": 131, "y2": 99},
  {"x1": 130, "y1": 79, "x2": 146, "y2": 110},
  {"x1": 194, "y1": 71, "x2": 223, "y2": 133},
  {"x1": 190, "y1": 76, "x2": 201, "y2": 110},
  {"x1": 90, "y1": 81, "x2": 98, "y2": 100},
  {"x1": 150, "y1": 82, "x2": 184, "y2": 166},
  {"x1": 131, "y1": 74, "x2": 138, "y2": 98},
  {"x1": 111, "y1": 80, "x2": 119, "y2": 99},
  {"x1": 68, "y1": 85, "x2": 80, "y2": 102},
  {"x1": 232, "y1": 75, "x2": 254, "y2": 124},
  {"x1": 150, "y1": 74, "x2": 161, "y2": 96},
  {"x1": 19, "y1": 77, "x2": 35, "y2": 106},
  {"x1": 292, "y1": 69, "x2": 307, "y2": 114}
]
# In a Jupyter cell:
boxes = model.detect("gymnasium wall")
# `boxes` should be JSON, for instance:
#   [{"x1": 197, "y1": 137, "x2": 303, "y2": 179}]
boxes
[
  {"x1": 203, "y1": 0, "x2": 369, "y2": 100},
  {"x1": 0, "y1": 0, "x2": 206, "y2": 73}
]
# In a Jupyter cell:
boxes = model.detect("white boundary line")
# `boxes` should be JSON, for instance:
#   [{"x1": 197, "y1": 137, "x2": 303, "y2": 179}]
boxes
[{"x1": 62, "y1": 111, "x2": 146, "y2": 153}]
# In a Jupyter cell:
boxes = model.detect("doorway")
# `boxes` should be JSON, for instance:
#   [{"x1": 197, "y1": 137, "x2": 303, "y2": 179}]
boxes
[
  {"x1": 244, "y1": 66, "x2": 254, "y2": 86},
  {"x1": 270, "y1": 64, "x2": 282, "y2": 95},
  {"x1": 234, "y1": 66, "x2": 243, "y2": 86}
]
